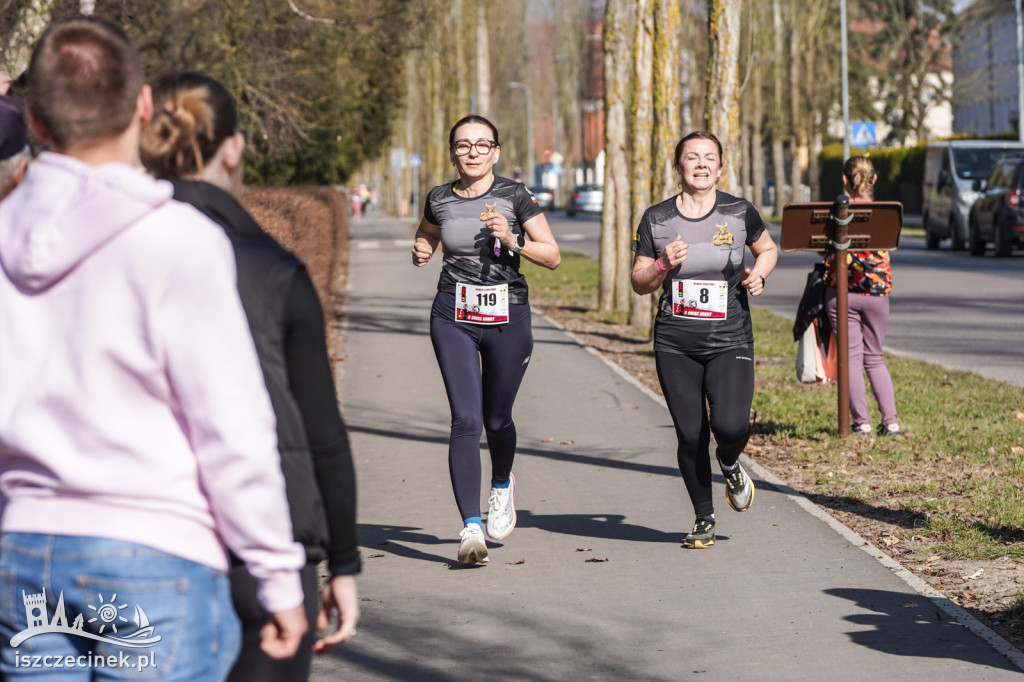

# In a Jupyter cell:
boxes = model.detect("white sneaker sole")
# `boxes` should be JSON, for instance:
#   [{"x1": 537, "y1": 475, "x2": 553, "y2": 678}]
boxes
[{"x1": 457, "y1": 540, "x2": 489, "y2": 565}]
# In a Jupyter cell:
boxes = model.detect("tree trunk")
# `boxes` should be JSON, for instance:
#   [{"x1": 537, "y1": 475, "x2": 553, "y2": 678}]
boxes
[
  {"x1": 653, "y1": 0, "x2": 680, "y2": 202},
  {"x1": 771, "y1": 0, "x2": 786, "y2": 216},
  {"x1": 788, "y1": 8, "x2": 802, "y2": 203},
  {"x1": 751, "y1": 63, "x2": 766, "y2": 214},
  {"x1": 705, "y1": 0, "x2": 741, "y2": 193},
  {"x1": 599, "y1": 0, "x2": 632, "y2": 314},
  {"x1": 475, "y1": 0, "x2": 490, "y2": 116},
  {"x1": 628, "y1": 0, "x2": 654, "y2": 330}
]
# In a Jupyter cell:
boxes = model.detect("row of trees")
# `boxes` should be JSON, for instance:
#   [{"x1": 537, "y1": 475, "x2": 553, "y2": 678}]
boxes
[
  {"x1": 1, "y1": 0, "x2": 961, "y2": 326},
  {"x1": 594, "y1": 0, "x2": 955, "y2": 327},
  {"x1": 1, "y1": 0, "x2": 413, "y2": 185}
]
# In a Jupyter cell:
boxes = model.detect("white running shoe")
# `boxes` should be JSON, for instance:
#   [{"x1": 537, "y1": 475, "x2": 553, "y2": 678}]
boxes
[
  {"x1": 486, "y1": 474, "x2": 516, "y2": 540},
  {"x1": 457, "y1": 523, "x2": 488, "y2": 565}
]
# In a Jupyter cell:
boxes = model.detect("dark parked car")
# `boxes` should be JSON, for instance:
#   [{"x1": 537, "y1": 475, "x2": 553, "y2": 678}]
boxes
[
  {"x1": 968, "y1": 153, "x2": 1024, "y2": 257},
  {"x1": 527, "y1": 184, "x2": 554, "y2": 210},
  {"x1": 567, "y1": 184, "x2": 603, "y2": 216}
]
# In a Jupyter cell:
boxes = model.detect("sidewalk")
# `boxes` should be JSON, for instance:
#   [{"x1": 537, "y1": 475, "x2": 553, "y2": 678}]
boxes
[{"x1": 313, "y1": 215, "x2": 1022, "y2": 681}]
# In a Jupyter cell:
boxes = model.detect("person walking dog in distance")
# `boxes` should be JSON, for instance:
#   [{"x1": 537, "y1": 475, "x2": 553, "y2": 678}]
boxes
[
  {"x1": 411, "y1": 114, "x2": 560, "y2": 565},
  {"x1": 631, "y1": 131, "x2": 777, "y2": 549},
  {"x1": 0, "y1": 16, "x2": 306, "y2": 679}
]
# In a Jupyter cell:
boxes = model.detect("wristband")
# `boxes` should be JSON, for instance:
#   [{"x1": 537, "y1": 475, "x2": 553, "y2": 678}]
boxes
[{"x1": 655, "y1": 258, "x2": 668, "y2": 274}]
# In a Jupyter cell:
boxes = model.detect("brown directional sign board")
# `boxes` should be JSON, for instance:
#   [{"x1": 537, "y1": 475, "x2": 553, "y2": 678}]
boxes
[{"x1": 780, "y1": 201, "x2": 904, "y2": 252}]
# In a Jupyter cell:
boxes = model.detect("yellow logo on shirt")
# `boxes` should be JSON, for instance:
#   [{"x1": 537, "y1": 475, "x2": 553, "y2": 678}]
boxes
[{"x1": 712, "y1": 224, "x2": 734, "y2": 246}]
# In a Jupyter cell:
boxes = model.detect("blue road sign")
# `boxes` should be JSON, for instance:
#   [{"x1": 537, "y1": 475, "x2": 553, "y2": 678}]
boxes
[
  {"x1": 851, "y1": 122, "x2": 877, "y2": 147},
  {"x1": 409, "y1": 154, "x2": 422, "y2": 168}
]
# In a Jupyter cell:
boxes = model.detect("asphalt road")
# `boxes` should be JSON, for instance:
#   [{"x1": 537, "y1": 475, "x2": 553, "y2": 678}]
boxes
[{"x1": 545, "y1": 209, "x2": 1024, "y2": 388}]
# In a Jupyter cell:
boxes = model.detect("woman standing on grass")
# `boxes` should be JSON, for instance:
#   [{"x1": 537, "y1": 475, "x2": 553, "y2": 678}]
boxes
[
  {"x1": 824, "y1": 156, "x2": 900, "y2": 437},
  {"x1": 411, "y1": 114, "x2": 560, "y2": 566},
  {"x1": 631, "y1": 131, "x2": 777, "y2": 549},
  {"x1": 141, "y1": 71, "x2": 360, "y2": 680}
]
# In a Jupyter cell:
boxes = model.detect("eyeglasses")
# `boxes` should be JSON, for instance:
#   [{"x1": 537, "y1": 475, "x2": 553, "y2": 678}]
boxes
[{"x1": 452, "y1": 139, "x2": 498, "y2": 156}]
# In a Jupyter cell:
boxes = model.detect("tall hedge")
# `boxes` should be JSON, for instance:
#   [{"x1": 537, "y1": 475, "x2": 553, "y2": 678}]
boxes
[{"x1": 818, "y1": 142, "x2": 927, "y2": 212}]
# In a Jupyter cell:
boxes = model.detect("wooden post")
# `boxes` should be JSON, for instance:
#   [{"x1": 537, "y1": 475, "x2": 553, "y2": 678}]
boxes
[{"x1": 830, "y1": 194, "x2": 852, "y2": 436}]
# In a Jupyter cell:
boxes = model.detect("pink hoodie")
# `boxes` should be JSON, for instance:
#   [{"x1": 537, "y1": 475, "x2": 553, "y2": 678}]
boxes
[{"x1": 0, "y1": 152, "x2": 304, "y2": 612}]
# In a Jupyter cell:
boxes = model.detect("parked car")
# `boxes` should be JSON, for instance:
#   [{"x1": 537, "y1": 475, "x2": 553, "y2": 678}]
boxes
[
  {"x1": 922, "y1": 140, "x2": 1024, "y2": 251},
  {"x1": 567, "y1": 184, "x2": 603, "y2": 216},
  {"x1": 527, "y1": 184, "x2": 555, "y2": 210},
  {"x1": 968, "y1": 152, "x2": 1024, "y2": 257}
]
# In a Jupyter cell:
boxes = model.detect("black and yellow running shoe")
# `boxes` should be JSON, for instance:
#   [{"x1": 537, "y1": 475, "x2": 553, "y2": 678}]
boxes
[
  {"x1": 682, "y1": 516, "x2": 715, "y2": 549},
  {"x1": 723, "y1": 462, "x2": 754, "y2": 512}
]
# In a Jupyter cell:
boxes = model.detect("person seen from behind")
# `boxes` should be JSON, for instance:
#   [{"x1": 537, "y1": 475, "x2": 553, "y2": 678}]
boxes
[
  {"x1": 824, "y1": 156, "x2": 900, "y2": 436},
  {"x1": 0, "y1": 15, "x2": 306, "y2": 679},
  {"x1": 631, "y1": 131, "x2": 778, "y2": 549},
  {"x1": 140, "y1": 71, "x2": 360, "y2": 681},
  {"x1": 411, "y1": 114, "x2": 560, "y2": 565}
]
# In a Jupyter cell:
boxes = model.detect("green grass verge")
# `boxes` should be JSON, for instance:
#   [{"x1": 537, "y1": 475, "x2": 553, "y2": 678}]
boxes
[{"x1": 523, "y1": 253, "x2": 1024, "y2": 561}]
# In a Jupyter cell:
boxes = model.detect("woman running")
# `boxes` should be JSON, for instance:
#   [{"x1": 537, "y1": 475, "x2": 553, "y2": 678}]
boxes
[
  {"x1": 631, "y1": 131, "x2": 777, "y2": 549},
  {"x1": 411, "y1": 114, "x2": 560, "y2": 565}
]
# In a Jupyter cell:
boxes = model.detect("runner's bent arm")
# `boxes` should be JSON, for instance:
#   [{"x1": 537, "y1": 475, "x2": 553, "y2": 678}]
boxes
[
  {"x1": 516, "y1": 213, "x2": 560, "y2": 270},
  {"x1": 632, "y1": 235, "x2": 687, "y2": 295},
  {"x1": 412, "y1": 219, "x2": 440, "y2": 266},
  {"x1": 741, "y1": 230, "x2": 778, "y2": 296}
]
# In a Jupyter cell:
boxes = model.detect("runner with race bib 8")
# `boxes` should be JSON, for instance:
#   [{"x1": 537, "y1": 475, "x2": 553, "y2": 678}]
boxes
[{"x1": 631, "y1": 131, "x2": 778, "y2": 550}]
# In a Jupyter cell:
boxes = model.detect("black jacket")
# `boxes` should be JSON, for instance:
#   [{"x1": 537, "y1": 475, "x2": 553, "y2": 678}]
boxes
[
  {"x1": 793, "y1": 261, "x2": 831, "y2": 342},
  {"x1": 173, "y1": 180, "x2": 360, "y2": 576}
]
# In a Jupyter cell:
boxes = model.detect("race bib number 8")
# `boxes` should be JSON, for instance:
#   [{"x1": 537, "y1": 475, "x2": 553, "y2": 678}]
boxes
[
  {"x1": 672, "y1": 279, "x2": 728, "y2": 319},
  {"x1": 456, "y1": 282, "x2": 510, "y2": 325}
]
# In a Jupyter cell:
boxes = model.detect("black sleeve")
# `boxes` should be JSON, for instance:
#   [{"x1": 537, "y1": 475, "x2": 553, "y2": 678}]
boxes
[
  {"x1": 283, "y1": 268, "x2": 361, "y2": 576},
  {"x1": 631, "y1": 209, "x2": 655, "y2": 257},
  {"x1": 745, "y1": 202, "x2": 766, "y2": 246},
  {"x1": 513, "y1": 183, "x2": 543, "y2": 225},
  {"x1": 423, "y1": 188, "x2": 439, "y2": 225}
]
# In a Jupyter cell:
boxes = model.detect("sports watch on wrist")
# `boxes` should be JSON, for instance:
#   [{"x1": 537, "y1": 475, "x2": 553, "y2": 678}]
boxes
[{"x1": 509, "y1": 233, "x2": 524, "y2": 253}]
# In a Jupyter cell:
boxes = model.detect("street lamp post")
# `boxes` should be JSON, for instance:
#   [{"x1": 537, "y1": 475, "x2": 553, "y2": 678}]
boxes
[{"x1": 508, "y1": 81, "x2": 534, "y2": 184}]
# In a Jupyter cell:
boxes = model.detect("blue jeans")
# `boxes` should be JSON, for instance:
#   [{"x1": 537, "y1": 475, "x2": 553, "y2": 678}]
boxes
[{"x1": 0, "y1": 533, "x2": 241, "y2": 680}]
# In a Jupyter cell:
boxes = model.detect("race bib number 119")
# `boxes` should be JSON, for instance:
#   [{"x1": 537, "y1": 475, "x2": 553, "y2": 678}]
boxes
[{"x1": 456, "y1": 282, "x2": 509, "y2": 325}]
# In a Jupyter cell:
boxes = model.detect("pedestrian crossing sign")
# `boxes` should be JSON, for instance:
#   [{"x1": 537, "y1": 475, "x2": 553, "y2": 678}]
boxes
[{"x1": 851, "y1": 122, "x2": 877, "y2": 148}]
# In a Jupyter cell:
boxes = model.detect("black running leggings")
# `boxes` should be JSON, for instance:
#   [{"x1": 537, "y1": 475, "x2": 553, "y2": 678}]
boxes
[
  {"x1": 655, "y1": 346, "x2": 754, "y2": 518},
  {"x1": 430, "y1": 291, "x2": 534, "y2": 521}
]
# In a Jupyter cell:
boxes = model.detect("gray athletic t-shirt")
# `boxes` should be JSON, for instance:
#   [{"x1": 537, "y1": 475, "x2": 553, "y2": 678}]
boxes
[
  {"x1": 632, "y1": 191, "x2": 766, "y2": 354},
  {"x1": 424, "y1": 175, "x2": 542, "y2": 304}
]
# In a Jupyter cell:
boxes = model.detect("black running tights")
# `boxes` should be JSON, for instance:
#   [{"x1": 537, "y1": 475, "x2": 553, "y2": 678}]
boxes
[
  {"x1": 430, "y1": 292, "x2": 534, "y2": 521},
  {"x1": 655, "y1": 347, "x2": 754, "y2": 518}
]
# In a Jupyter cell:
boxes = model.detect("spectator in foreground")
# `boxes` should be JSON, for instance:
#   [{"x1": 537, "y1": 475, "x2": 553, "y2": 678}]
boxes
[
  {"x1": 0, "y1": 15, "x2": 306, "y2": 679},
  {"x1": 141, "y1": 70, "x2": 361, "y2": 681}
]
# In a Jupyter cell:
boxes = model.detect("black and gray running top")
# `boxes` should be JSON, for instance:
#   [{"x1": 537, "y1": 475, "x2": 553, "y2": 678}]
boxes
[
  {"x1": 424, "y1": 175, "x2": 542, "y2": 305},
  {"x1": 632, "y1": 190, "x2": 766, "y2": 354}
]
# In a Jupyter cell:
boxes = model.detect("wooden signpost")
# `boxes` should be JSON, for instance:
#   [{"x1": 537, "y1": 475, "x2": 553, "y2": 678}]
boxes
[{"x1": 781, "y1": 196, "x2": 903, "y2": 436}]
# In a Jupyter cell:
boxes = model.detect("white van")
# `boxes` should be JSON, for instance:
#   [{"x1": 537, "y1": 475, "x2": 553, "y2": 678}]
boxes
[{"x1": 922, "y1": 140, "x2": 1024, "y2": 250}]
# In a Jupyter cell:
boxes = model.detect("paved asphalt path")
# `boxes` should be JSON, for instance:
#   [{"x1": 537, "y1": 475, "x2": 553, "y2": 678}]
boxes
[{"x1": 312, "y1": 215, "x2": 1023, "y2": 681}]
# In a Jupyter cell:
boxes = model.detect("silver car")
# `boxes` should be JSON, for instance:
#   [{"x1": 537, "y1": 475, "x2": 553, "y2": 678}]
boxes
[{"x1": 567, "y1": 184, "x2": 603, "y2": 216}]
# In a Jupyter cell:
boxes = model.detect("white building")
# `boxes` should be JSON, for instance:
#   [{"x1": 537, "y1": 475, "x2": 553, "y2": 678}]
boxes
[{"x1": 953, "y1": 0, "x2": 1023, "y2": 136}]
